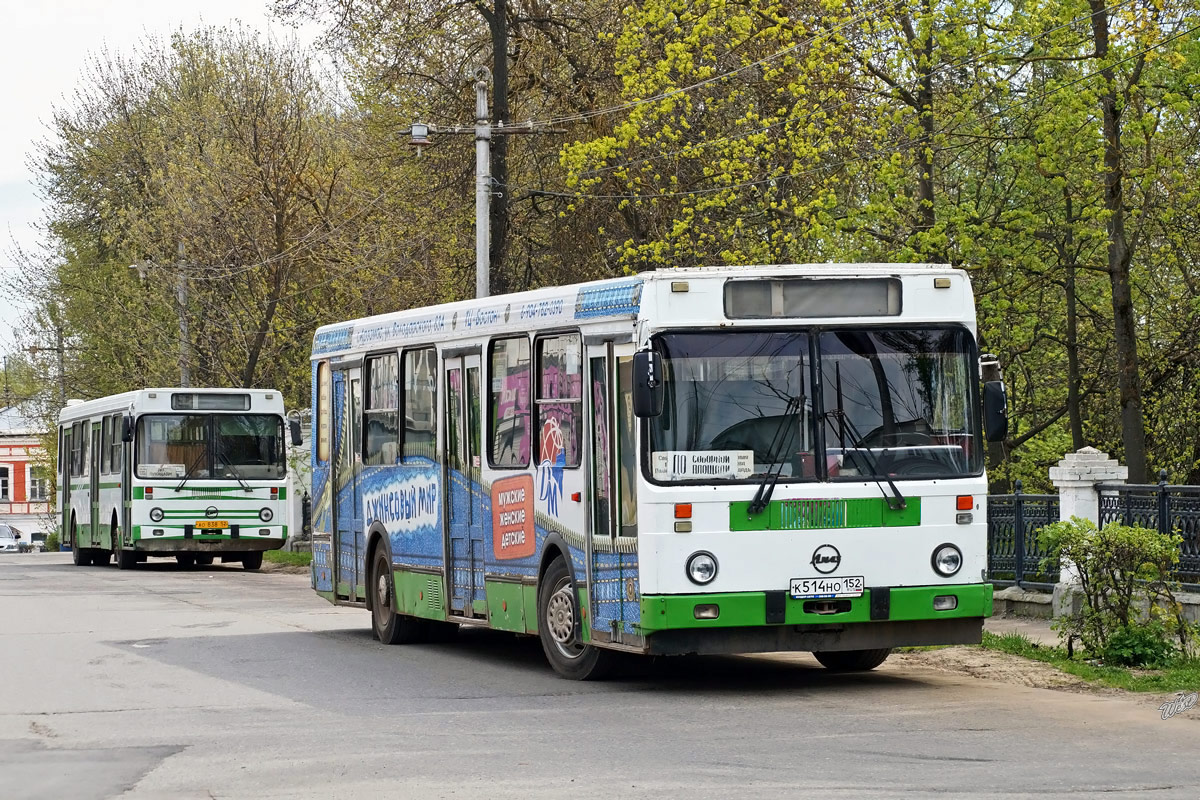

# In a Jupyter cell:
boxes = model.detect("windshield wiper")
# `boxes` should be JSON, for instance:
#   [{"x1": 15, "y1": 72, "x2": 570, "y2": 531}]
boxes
[
  {"x1": 216, "y1": 452, "x2": 254, "y2": 492},
  {"x1": 747, "y1": 394, "x2": 803, "y2": 516},
  {"x1": 825, "y1": 410, "x2": 906, "y2": 511},
  {"x1": 174, "y1": 449, "x2": 209, "y2": 492}
]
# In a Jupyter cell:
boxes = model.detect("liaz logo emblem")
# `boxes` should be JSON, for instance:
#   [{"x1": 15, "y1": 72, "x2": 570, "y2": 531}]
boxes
[
  {"x1": 205, "y1": 506, "x2": 219, "y2": 519},
  {"x1": 810, "y1": 544, "x2": 841, "y2": 574}
]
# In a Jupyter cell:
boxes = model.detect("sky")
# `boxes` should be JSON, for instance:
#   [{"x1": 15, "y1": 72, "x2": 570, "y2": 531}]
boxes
[{"x1": 0, "y1": 0, "x2": 320, "y2": 359}]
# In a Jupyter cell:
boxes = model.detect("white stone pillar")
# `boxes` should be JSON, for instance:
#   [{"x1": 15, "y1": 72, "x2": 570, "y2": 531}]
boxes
[{"x1": 1047, "y1": 447, "x2": 1127, "y2": 612}]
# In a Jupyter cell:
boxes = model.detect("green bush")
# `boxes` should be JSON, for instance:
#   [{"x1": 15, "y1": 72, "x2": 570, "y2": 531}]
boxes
[
  {"x1": 1039, "y1": 517, "x2": 1197, "y2": 665},
  {"x1": 44, "y1": 532, "x2": 60, "y2": 552},
  {"x1": 1102, "y1": 623, "x2": 1177, "y2": 668}
]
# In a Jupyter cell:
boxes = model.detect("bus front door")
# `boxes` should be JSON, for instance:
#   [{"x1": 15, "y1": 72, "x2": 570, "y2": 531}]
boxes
[
  {"x1": 443, "y1": 354, "x2": 486, "y2": 618},
  {"x1": 333, "y1": 367, "x2": 365, "y2": 602}
]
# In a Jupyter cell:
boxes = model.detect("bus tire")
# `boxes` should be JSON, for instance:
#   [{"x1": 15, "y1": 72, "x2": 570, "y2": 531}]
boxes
[
  {"x1": 371, "y1": 549, "x2": 425, "y2": 644},
  {"x1": 70, "y1": 523, "x2": 90, "y2": 567},
  {"x1": 537, "y1": 555, "x2": 613, "y2": 681},
  {"x1": 177, "y1": 554, "x2": 196, "y2": 568},
  {"x1": 813, "y1": 648, "x2": 892, "y2": 672},
  {"x1": 195, "y1": 554, "x2": 214, "y2": 565},
  {"x1": 116, "y1": 542, "x2": 137, "y2": 570},
  {"x1": 242, "y1": 551, "x2": 263, "y2": 571}
]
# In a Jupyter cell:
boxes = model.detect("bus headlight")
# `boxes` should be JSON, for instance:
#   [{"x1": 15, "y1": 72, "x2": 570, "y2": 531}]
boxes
[
  {"x1": 259, "y1": 508, "x2": 273, "y2": 522},
  {"x1": 931, "y1": 544, "x2": 963, "y2": 577},
  {"x1": 149, "y1": 507, "x2": 164, "y2": 523},
  {"x1": 686, "y1": 551, "x2": 718, "y2": 585}
]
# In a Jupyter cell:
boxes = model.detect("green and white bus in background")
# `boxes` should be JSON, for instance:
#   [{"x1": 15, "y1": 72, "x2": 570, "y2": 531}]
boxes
[
  {"x1": 57, "y1": 388, "x2": 297, "y2": 570},
  {"x1": 309, "y1": 264, "x2": 1008, "y2": 679}
]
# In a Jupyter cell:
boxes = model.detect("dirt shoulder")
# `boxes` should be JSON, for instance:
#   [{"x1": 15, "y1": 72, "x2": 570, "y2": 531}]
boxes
[{"x1": 889, "y1": 646, "x2": 1199, "y2": 720}]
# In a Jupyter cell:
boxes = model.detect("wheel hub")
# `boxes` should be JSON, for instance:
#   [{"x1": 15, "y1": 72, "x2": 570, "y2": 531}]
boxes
[{"x1": 546, "y1": 582, "x2": 582, "y2": 658}]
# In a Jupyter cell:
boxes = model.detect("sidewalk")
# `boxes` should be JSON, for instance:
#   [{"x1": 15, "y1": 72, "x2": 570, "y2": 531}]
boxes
[{"x1": 984, "y1": 615, "x2": 1060, "y2": 647}]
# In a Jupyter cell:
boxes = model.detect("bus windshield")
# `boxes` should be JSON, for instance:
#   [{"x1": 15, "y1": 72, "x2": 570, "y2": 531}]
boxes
[
  {"x1": 136, "y1": 414, "x2": 286, "y2": 480},
  {"x1": 649, "y1": 327, "x2": 981, "y2": 483}
]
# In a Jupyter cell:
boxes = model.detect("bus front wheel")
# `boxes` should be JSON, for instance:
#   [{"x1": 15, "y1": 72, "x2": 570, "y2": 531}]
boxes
[
  {"x1": 537, "y1": 556, "x2": 613, "y2": 681},
  {"x1": 116, "y1": 541, "x2": 137, "y2": 570},
  {"x1": 242, "y1": 552, "x2": 263, "y2": 571},
  {"x1": 370, "y1": 549, "x2": 425, "y2": 644},
  {"x1": 70, "y1": 524, "x2": 90, "y2": 567},
  {"x1": 813, "y1": 648, "x2": 892, "y2": 672}
]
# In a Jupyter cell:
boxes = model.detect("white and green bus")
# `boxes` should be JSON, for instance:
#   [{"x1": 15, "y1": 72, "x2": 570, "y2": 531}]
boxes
[
  {"x1": 309, "y1": 264, "x2": 1007, "y2": 679},
  {"x1": 57, "y1": 388, "x2": 297, "y2": 570}
]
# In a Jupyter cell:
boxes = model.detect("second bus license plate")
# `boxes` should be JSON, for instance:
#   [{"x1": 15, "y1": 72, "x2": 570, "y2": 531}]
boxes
[
  {"x1": 790, "y1": 575, "x2": 865, "y2": 599},
  {"x1": 194, "y1": 520, "x2": 228, "y2": 530}
]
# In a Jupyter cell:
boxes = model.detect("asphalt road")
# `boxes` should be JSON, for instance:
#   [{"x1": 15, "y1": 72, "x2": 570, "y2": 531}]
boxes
[{"x1": 2, "y1": 552, "x2": 1198, "y2": 800}]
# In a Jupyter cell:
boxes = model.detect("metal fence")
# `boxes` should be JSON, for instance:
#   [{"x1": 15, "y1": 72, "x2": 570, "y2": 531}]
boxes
[
  {"x1": 986, "y1": 480, "x2": 1060, "y2": 590},
  {"x1": 1097, "y1": 471, "x2": 1200, "y2": 590}
]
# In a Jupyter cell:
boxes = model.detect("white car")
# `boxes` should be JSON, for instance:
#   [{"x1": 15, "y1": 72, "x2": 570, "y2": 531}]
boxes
[{"x1": 0, "y1": 525, "x2": 19, "y2": 553}]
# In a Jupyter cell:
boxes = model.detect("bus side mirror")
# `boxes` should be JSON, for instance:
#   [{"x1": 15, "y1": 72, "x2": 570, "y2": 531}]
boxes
[
  {"x1": 121, "y1": 416, "x2": 134, "y2": 443},
  {"x1": 633, "y1": 350, "x2": 664, "y2": 418},
  {"x1": 982, "y1": 381, "x2": 1008, "y2": 443},
  {"x1": 289, "y1": 418, "x2": 303, "y2": 447}
]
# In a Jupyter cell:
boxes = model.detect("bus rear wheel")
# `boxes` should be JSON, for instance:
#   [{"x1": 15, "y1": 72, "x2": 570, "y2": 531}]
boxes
[
  {"x1": 537, "y1": 556, "x2": 613, "y2": 681},
  {"x1": 371, "y1": 549, "x2": 425, "y2": 644},
  {"x1": 242, "y1": 551, "x2": 263, "y2": 571},
  {"x1": 813, "y1": 648, "x2": 892, "y2": 672}
]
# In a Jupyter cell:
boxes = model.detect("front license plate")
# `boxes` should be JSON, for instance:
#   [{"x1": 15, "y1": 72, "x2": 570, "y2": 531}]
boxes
[
  {"x1": 790, "y1": 575, "x2": 865, "y2": 599},
  {"x1": 194, "y1": 520, "x2": 227, "y2": 530}
]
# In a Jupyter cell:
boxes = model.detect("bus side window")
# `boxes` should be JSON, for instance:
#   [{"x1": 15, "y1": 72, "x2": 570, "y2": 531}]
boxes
[
  {"x1": 617, "y1": 356, "x2": 638, "y2": 537},
  {"x1": 489, "y1": 337, "x2": 531, "y2": 468},
  {"x1": 536, "y1": 334, "x2": 582, "y2": 468},
  {"x1": 317, "y1": 361, "x2": 331, "y2": 463},
  {"x1": 364, "y1": 352, "x2": 399, "y2": 466},
  {"x1": 402, "y1": 348, "x2": 436, "y2": 460},
  {"x1": 101, "y1": 415, "x2": 111, "y2": 474}
]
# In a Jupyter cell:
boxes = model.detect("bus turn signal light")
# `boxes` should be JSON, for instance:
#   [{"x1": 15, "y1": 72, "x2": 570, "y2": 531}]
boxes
[
  {"x1": 956, "y1": 495, "x2": 973, "y2": 511},
  {"x1": 675, "y1": 503, "x2": 692, "y2": 519}
]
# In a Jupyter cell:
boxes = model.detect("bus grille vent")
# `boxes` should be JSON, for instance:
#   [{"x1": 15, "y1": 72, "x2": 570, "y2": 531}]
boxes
[{"x1": 426, "y1": 579, "x2": 441, "y2": 610}]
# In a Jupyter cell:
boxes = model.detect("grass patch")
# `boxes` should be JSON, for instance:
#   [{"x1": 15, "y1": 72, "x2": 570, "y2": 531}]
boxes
[
  {"x1": 980, "y1": 630, "x2": 1200, "y2": 693},
  {"x1": 264, "y1": 550, "x2": 312, "y2": 566}
]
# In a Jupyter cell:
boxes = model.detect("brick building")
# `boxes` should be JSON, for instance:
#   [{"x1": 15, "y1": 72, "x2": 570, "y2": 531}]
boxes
[{"x1": 0, "y1": 404, "x2": 52, "y2": 535}]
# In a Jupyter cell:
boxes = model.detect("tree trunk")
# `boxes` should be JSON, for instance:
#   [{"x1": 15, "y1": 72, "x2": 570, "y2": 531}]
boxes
[
  {"x1": 1089, "y1": 1, "x2": 1148, "y2": 482},
  {"x1": 488, "y1": 0, "x2": 511, "y2": 295}
]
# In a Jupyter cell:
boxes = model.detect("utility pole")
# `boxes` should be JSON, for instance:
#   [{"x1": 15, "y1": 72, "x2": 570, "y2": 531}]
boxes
[
  {"x1": 405, "y1": 69, "x2": 562, "y2": 301},
  {"x1": 474, "y1": 66, "x2": 492, "y2": 299},
  {"x1": 26, "y1": 324, "x2": 69, "y2": 409}
]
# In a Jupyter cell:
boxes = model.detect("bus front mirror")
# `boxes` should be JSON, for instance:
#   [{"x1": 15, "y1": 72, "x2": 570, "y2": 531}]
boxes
[
  {"x1": 121, "y1": 416, "x2": 134, "y2": 443},
  {"x1": 289, "y1": 418, "x2": 303, "y2": 447},
  {"x1": 632, "y1": 350, "x2": 664, "y2": 418},
  {"x1": 982, "y1": 381, "x2": 1008, "y2": 443}
]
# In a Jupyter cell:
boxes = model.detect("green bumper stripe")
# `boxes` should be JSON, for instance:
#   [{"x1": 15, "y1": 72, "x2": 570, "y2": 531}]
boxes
[
  {"x1": 638, "y1": 583, "x2": 992, "y2": 633},
  {"x1": 730, "y1": 497, "x2": 921, "y2": 531}
]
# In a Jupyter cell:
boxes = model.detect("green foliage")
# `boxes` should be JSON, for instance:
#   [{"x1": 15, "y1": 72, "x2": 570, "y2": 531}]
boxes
[
  {"x1": 44, "y1": 533, "x2": 60, "y2": 552},
  {"x1": 1039, "y1": 517, "x2": 1197, "y2": 664},
  {"x1": 264, "y1": 549, "x2": 312, "y2": 566},
  {"x1": 1102, "y1": 623, "x2": 1177, "y2": 669}
]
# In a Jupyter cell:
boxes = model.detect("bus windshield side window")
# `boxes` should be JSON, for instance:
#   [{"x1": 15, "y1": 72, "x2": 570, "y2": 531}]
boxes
[
  {"x1": 536, "y1": 334, "x2": 582, "y2": 468},
  {"x1": 490, "y1": 337, "x2": 531, "y2": 468}
]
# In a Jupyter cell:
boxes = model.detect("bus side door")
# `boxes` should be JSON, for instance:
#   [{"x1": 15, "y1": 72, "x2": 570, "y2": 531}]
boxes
[
  {"x1": 333, "y1": 366, "x2": 365, "y2": 602},
  {"x1": 89, "y1": 422, "x2": 101, "y2": 546},
  {"x1": 443, "y1": 353, "x2": 486, "y2": 618}
]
